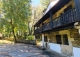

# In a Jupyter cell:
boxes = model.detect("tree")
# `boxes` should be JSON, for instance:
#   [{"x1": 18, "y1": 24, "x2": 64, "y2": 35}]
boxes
[
  {"x1": 40, "y1": 0, "x2": 50, "y2": 9},
  {"x1": 2, "y1": 0, "x2": 32, "y2": 42},
  {"x1": 32, "y1": 0, "x2": 51, "y2": 23}
]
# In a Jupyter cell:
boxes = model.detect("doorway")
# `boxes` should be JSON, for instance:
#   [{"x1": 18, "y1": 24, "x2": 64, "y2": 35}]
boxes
[{"x1": 44, "y1": 36, "x2": 48, "y2": 48}]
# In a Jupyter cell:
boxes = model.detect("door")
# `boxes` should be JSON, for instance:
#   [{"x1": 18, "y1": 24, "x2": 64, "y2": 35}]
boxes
[
  {"x1": 63, "y1": 34, "x2": 69, "y2": 45},
  {"x1": 44, "y1": 36, "x2": 48, "y2": 48},
  {"x1": 56, "y1": 35, "x2": 62, "y2": 44}
]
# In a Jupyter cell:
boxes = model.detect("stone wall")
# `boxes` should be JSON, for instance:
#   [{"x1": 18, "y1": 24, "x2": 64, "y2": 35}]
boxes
[
  {"x1": 69, "y1": 29, "x2": 80, "y2": 47},
  {"x1": 48, "y1": 30, "x2": 74, "y2": 57},
  {"x1": 48, "y1": 32, "x2": 59, "y2": 43},
  {"x1": 16, "y1": 40, "x2": 36, "y2": 45}
]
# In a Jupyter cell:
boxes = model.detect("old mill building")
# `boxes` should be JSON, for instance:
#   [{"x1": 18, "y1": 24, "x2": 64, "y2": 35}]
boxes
[{"x1": 34, "y1": 0, "x2": 80, "y2": 57}]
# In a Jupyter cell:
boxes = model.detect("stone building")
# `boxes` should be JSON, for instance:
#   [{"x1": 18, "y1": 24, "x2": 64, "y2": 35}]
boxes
[{"x1": 34, "y1": 0, "x2": 80, "y2": 57}]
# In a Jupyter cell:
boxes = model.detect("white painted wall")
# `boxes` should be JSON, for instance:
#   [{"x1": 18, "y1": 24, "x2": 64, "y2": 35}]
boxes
[
  {"x1": 49, "y1": 43, "x2": 61, "y2": 53},
  {"x1": 48, "y1": 43, "x2": 74, "y2": 57},
  {"x1": 48, "y1": 43, "x2": 80, "y2": 57},
  {"x1": 40, "y1": 41, "x2": 43, "y2": 46},
  {"x1": 73, "y1": 47, "x2": 80, "y2": 57}
]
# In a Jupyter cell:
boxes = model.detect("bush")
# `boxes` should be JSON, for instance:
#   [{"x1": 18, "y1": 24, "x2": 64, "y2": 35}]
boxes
[{"x1": 26, "y1": 35, "x2": 34, "y2": 40}]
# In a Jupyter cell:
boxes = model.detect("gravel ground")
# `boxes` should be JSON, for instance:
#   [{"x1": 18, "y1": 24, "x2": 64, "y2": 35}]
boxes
[{"x1": 0, "y1": 44, "x2": 50, "y2": 57}]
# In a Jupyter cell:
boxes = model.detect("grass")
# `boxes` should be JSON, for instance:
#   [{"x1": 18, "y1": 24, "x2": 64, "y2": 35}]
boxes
[
  {"x1": 0, "y1": 38, "x2": 14, "y2": 44},
  {"x1": 0, "y1": 40, "x2": 14, "y2": 44},
  {"x1": 4, "y1": 37, "x2": 14, "y2": 41}
]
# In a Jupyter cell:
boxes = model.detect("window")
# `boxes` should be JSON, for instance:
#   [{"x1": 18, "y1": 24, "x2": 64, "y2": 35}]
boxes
[
  {"x1": 56, "y1": 35, "x2": 62, "y2": 44},
  {"x1": 35, "y1": 35, "x2": 41, "y2": 41},
  {"x1": 44, "y1": 36, "x2": 48, "y2": 42},
  {"x1": 63, "y1": 34, "x2": 69, "y2": 45},
  {"x1": 56, "y1": 34, "x2": 69, "y2": 45}
]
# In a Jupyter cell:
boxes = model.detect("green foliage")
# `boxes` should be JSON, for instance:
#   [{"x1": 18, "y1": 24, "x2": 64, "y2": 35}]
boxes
[
  {"x1": 26, "y1": 35, "x2": 34, "y2": 40},
  {"x1": 2, "y1": 0, "x2": 32, "y2": 31},
  {"x1": 40, "y1": 0, "x2": 50, "y2": 9},
  {"x1": 0, "y1": 0, "x2": 32, "y2": 40}
]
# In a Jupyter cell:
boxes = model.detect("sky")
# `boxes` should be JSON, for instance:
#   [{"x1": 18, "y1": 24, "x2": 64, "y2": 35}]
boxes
[{"x1": 31, "y1": 0, "x2": 40, "y2": 6}]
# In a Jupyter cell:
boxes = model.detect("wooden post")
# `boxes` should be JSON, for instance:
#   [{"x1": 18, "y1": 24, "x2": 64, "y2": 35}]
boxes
[
  {"x1": 42, "y1": 34, "x2": 45, "y2": 49},
  {"x1": 74, "y1": 0, "x2": 80, "y2": 21},
  {"x1": 50, "y1": 12, "x2": 53, "y2": 29}
]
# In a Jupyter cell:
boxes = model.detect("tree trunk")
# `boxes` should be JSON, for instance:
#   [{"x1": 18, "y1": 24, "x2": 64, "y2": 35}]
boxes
[
  {"x1": 28, "y1": 22, "x2": 31, "y2": 35},
  {"x1": 11, "y1": 19, "x2": 16, "y2": 43},
  {"x1": 12, "y1": 26, "x2": 16, "y2": 43}
]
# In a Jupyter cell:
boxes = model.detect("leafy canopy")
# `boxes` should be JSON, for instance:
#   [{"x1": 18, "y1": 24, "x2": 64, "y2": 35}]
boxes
[{"x1": 0, "y1": 0, "x2": 32, "y2": 37}]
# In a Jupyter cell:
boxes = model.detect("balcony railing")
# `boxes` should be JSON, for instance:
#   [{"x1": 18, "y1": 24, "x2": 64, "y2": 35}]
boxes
[
  {"x1": 42, "y1": 22, "x2": 52, "y2": 31},
  {"x1": 34, "y1": 27, "x2": 42, "y2": 34},
  {"x1": 34, "y1": 8, "x2": 78, "y2": 34},
  {"x1": 53, "y1": 8, "x2": 77, "y2": 28}
]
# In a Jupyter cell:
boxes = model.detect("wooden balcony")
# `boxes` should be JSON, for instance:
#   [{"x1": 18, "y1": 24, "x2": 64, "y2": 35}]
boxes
[
  {"x1": 34, "y1": 8, "x2": 78, "y2": 34},
  {"x1": 42, "y1": 22, "x2": 52, "y2": 31},
  {"x1": 53, "y1": 8, "x2": 77, "y2": 28},
  {"x1": 34, "y1": 27, "x2": 42, "y2": 34}
]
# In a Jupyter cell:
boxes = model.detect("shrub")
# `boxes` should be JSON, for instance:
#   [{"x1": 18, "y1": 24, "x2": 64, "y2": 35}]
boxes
[{"x1": 26, "y1": 35, "x2": 34, "y2": 40}]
